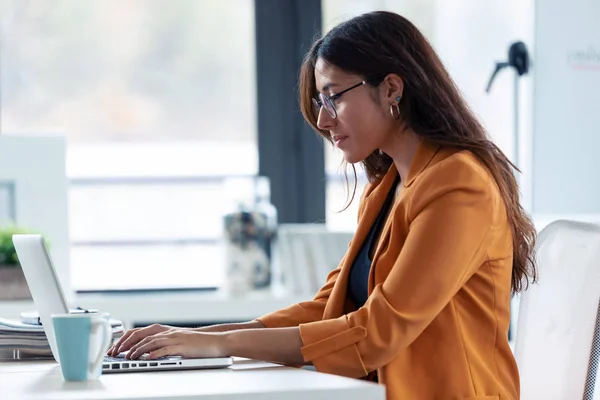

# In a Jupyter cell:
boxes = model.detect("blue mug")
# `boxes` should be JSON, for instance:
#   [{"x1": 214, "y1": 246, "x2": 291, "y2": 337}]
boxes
[{"x1": 52, "y1": 313, "x2": 112, "y2": 381}]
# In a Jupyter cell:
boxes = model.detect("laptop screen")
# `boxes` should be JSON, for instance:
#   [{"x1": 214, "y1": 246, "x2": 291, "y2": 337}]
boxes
[{"x1": 12, "y1": 234, "x2": 69, "y2": 362}]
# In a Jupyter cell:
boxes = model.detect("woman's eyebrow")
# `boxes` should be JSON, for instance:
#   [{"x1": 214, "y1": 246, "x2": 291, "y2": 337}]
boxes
[{"x1": 319, "y1": 82, "x2": 339, "y2": 93}]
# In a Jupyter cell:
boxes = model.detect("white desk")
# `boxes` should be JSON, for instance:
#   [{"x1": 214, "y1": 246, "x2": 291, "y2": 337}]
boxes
[{"x1": 0, "y1": 358, "x2": 385, "y2": 400}]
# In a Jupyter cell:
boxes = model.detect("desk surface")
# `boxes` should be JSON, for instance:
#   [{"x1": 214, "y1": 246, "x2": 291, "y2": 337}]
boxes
[{"x1": 0, "y1": 358, "x2": 385, "y2": 400}]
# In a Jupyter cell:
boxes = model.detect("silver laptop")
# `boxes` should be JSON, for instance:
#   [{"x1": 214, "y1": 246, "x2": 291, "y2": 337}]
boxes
[{"x1": 12, "y1": 234, "x2": 233, "y2": 373}]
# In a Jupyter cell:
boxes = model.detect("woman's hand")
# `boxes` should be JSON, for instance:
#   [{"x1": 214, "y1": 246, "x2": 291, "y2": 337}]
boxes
[
  {"x1": 125, "y1": 330, "x2": 227, "y2": 360},
  {"x1": 107, "y1": 324, "x2": 177, "y2": 356},
  {"x1": 120, "y1": 326, "x2": 304, "y2": 366}
]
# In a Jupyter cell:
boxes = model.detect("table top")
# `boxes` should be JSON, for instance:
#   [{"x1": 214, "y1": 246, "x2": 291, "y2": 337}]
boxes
[{"x1": 0, "y1": 358, "x2": 385, "y2": 400}]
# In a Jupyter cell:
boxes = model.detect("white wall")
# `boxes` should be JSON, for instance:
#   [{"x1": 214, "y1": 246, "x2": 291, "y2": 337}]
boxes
[
  {"x1": 429, "y1": 0, "x2": 600, "y2": 225},
  {"x1": 431, "y1": 0, "x2": 535, "y2": 181},
  {"x1": 532, "y1": 0, "x2": 600, "y2": 218},
  {"x1": 0, "y1": 136, "x2": 71, "y2": 301}
]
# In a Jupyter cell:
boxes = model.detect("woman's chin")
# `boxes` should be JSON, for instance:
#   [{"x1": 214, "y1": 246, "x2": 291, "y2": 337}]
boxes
[{"x1": 342, "y1": 151, "x2": 368, "y2": 165}]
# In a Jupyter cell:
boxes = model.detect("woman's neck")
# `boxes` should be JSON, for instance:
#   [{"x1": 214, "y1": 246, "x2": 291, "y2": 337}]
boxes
[{"x1": 381, "y1": 128, "x2": 421, "y2": 184}]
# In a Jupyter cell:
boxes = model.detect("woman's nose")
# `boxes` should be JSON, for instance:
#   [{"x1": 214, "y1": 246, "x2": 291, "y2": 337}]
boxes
[{"x1": 316, "y1": 107, "x2": 335, "y2": 131}]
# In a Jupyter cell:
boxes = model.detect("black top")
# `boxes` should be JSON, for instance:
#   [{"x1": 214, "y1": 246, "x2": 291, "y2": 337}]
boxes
[{"x1": 348, "y1": 177, "x2": 400, "y2": 308}]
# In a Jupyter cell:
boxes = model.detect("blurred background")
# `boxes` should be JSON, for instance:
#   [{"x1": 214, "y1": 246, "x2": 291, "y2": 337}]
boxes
[{"x1": 0, "y1": 0, "x2": 598, "y2": 330}]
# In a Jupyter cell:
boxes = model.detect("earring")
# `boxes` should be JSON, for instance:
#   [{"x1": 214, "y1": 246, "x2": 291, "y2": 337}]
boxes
[{"x1": 389, "y1": 95, "x2": 402, "y2": 120}]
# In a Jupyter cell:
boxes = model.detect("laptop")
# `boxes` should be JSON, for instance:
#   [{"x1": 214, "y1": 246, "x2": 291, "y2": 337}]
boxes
[{"x1": 12, "y1": 234, "x2": 233, "y2": 373}]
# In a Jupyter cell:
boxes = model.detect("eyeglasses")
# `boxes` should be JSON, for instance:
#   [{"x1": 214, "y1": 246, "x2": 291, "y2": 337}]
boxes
[{"x1": 312, "y1": 81, "x2": 366, "y2": 119}]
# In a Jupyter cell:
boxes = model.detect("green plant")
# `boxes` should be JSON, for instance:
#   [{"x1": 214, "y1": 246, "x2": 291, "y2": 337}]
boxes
[{"x1": 0, "y1": 224, "x2": 42, "y2": 267}]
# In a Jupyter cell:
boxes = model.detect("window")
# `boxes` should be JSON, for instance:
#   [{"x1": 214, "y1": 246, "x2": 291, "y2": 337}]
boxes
[
  {"x1": 322, "y1": 0, "x2": 534, "y2": 230},
  {"x1": 1, "y1": 0, "x2": 257, "y2": 291},
  {"x1": 0, "y1": 182, "x2": 15, "y2": 226}
]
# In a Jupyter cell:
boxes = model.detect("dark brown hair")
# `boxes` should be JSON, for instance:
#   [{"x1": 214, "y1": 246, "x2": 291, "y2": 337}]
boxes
[{"x1": 299, "y1": 11, "x2": 536, "y2": 293}]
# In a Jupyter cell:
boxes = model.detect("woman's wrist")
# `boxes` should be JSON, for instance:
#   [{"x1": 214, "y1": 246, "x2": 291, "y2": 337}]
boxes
[
  {"x1": 217, "y1": 326, "x2": 304, "y2": 365},
  {"x1": 221, "y1": 330, "x2": 239, "y2": 356},
  {"x1": 192, "y1": 319, "x2": 265, "y2": 334}
]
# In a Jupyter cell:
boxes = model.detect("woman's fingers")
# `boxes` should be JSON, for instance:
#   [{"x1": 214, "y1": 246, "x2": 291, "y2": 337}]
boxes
[
  {"x1": 107, "y1": 327, "x2": 140, "y2": 356},
  {"x1": 147, "y1": 345, "x2": 181, "y2": 360},
  {"x1": 128, "y1": 337, "x2": 174, "y2": 360},
  {"x1": 126, "y1": 330, "x2": 175, "y2": 359},
  {"x1": 109, "y1": 324, "x2": 168, "y2": 356},
  {"x1": 124, "y1": 333, "x2": 156, "y2": 359}
]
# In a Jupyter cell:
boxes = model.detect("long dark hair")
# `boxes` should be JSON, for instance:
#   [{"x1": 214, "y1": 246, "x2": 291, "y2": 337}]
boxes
[{"x1": 299, "y1": 11, "x2": 536, "y2": 293}]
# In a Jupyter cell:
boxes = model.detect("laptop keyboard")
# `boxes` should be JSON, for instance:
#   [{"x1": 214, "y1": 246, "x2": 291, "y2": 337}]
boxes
[
  {"x1": 103, "y1": 354, "x2": 169, "y2": 363},
  {"x1": 104, "y1": 355, "x2": 126, "y2": 362}
]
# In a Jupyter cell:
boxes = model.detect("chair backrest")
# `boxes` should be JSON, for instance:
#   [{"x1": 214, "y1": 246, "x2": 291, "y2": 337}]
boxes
[
  {"x1": 514, "y1": 220, "x2": 600, "y2": 400},
  {"x1": 275, "y1": 223, "x2": 353, "y2": 295}
]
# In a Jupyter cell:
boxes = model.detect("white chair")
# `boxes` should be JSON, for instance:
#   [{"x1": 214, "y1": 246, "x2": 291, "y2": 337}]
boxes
[
  {"x1": 514, "y1": 220, "x2": 600, "y2": 400},
  {"x1": 275, "y1": 223, "x2": 353, "y2": 295}
]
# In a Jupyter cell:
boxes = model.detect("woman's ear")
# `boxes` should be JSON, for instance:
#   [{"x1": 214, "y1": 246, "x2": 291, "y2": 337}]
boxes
[{"x1": 382, "y1": 74, "x2": 404, "y2": 103}]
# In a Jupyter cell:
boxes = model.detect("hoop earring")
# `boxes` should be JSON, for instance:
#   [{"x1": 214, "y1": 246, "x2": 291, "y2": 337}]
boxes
[
  {"x1": 389, "y1": 95, "x2": 402, "y2": 120},
  {"x1": 389, "y1": 103, "x2": 400, "y2": 120}
]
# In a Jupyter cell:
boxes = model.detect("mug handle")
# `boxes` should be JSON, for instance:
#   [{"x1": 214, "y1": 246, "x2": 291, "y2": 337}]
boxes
[{"x1": 89, "y1": 317, "x2": 112, "y2": 376}]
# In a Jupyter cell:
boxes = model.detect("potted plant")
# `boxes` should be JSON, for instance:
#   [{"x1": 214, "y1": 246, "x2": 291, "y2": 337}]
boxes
[{"x1": 0, "y1": 224, "x2": 39, "y2": 300}]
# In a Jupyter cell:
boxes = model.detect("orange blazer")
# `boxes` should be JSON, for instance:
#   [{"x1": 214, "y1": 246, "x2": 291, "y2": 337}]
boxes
[{"x1": 258, "y1": 142, "x2": 519, "y2": 400}]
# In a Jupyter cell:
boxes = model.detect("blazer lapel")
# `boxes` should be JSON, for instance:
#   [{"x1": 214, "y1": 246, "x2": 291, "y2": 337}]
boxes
[
  {"x1": 366, "y1": 142, "x2": 441, "y2": 295},
  {"x1": 322, "y1": 165, "x2": 400, "y2": 318},
  {"x1": 322, "y1": 142, "x2": 441, "y2": 319}
]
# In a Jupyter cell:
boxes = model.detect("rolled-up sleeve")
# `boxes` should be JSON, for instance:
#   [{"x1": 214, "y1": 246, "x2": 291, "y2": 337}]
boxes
[{"x1": 298, "y1": 161, "x2": 499, "y2": 377}]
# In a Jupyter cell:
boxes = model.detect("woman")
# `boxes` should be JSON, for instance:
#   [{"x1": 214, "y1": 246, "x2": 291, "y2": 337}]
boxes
[{"x1": 108, "y1": 11, "x2": 536, "y2": 399}]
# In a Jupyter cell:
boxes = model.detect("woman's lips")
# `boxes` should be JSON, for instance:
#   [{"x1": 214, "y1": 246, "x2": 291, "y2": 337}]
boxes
[{"x1": 332, "y1": 135, "x2": 348, "y2": 147}]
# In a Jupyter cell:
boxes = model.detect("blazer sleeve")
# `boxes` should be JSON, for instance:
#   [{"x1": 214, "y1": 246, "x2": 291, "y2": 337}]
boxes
[
  {"x1": 256, "y1": 183, "x2": 373, "y2": 328},
  {"x1": 297, "y1": 160, "x2": 500, "y2": 377}
]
